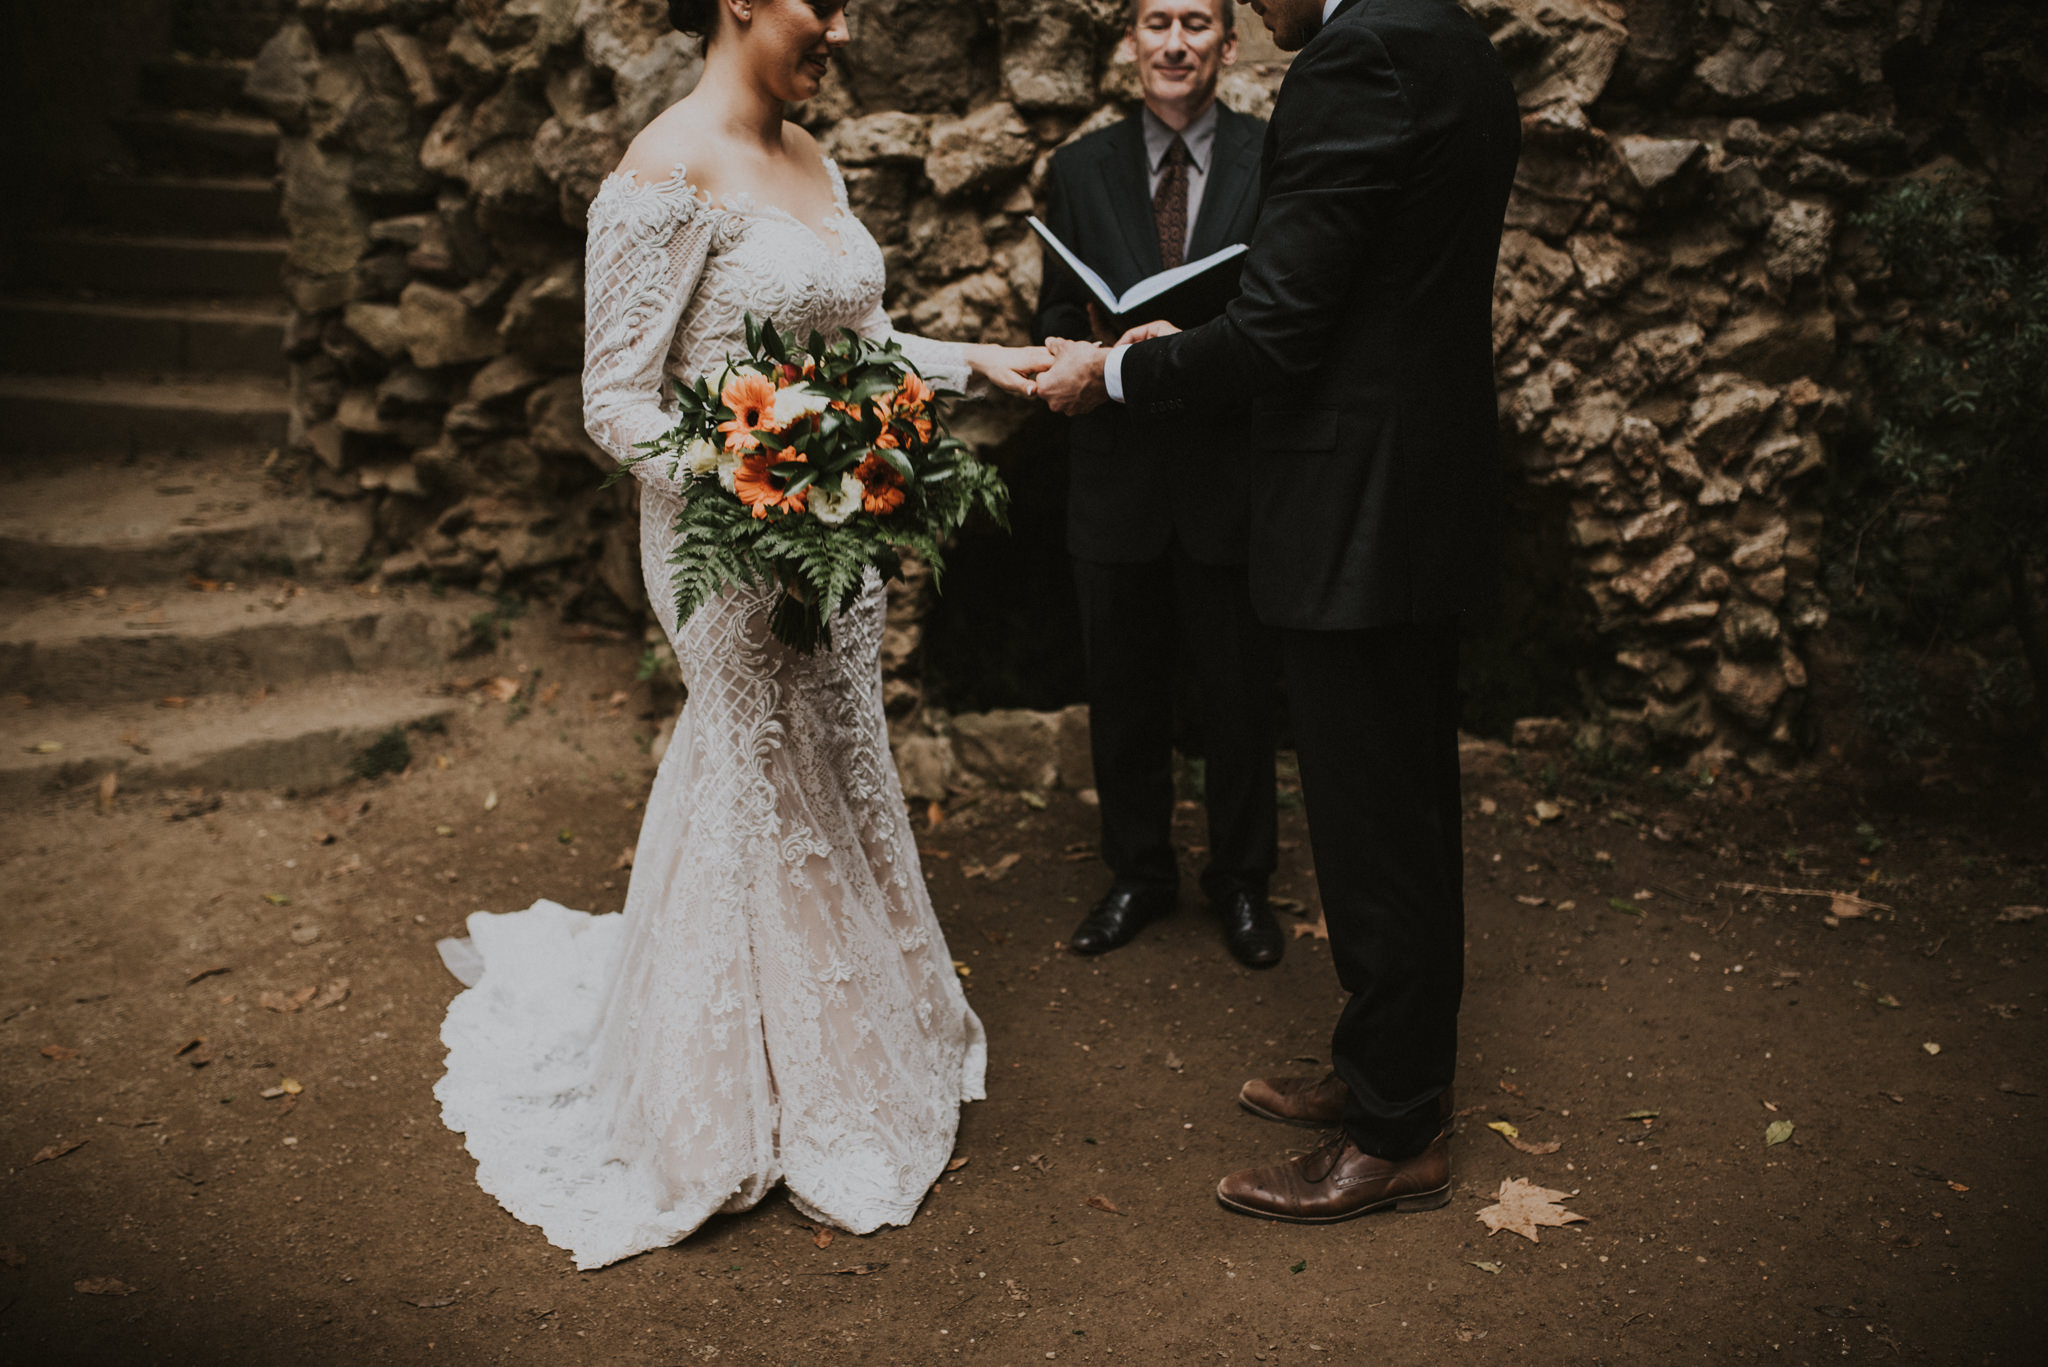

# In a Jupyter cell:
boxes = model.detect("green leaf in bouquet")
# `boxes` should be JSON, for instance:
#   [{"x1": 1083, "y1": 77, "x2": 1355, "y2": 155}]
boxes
[
  {"x1": 758, "y1": 317, "x2": 789, "y2": 366},
  {"x1": 779, "y1": 466, "x2": 821, "y2": 499},
  {"x1": 744, "y1": 312, "x2": 761, "y2": 354},
  {"x1": 872, "y1": 445, "x2": 916, "y2": 485}
]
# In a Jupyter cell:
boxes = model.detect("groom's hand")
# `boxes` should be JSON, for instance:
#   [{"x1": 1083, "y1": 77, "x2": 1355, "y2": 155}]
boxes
[
  {"x1": 1039, "y1": 337, "x2": 1109, "y2": 416},
  {"x1": 1114, "y1": 319, "x2": 1180, "y2": 347}
]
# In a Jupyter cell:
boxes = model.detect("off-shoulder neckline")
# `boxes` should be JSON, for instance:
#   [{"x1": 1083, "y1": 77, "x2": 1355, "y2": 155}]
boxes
[{"x1": 596, "y1": 159, "x2": 853, "y2": 255}]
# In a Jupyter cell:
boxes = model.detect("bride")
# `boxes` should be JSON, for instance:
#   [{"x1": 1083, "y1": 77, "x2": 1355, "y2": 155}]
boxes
[{"x1": 433, "y1": 0, "x2": 1050, "y2": 1270}]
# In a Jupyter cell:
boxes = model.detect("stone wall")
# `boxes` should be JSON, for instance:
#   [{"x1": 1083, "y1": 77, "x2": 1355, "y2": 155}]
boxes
[{"x1": 253, "y1": 0, "x2": 2034, "y2": 782}]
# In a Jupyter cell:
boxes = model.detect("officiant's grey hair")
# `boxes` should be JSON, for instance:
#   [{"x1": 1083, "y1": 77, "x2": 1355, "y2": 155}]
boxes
[{"x1": 1129, "y1": 0, "x2": 1236, "y2": 34}]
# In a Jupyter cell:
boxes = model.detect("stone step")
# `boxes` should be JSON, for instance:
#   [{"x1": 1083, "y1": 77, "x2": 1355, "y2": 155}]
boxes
[
  {"x1": 140, "y1": 56, "x2": 257, "y2": 114},
  {"x1": 13, "y1": 230, "x2": 285, "y2": 298},
  {"x1": 0, "y1": 455, "x2": 370, "y2": 591},
  {"x1": 0, "y1": 295, "x2": 285, "y2": 377},
  {"x1": 0, "y1": 679, "x2": 459, "y2": 805},
  {"x1": 112, "y1": 110, "x2": 278, "y2": 178},
  {"x1": 0, "y1": 374, "x2": 289, "y2": 455},
  {"x1": 74, "y1": 176, "x2": 281, "y2": 239},
  {"x1": 0, "y1": 583, "x2": 496, "y2": 708}
]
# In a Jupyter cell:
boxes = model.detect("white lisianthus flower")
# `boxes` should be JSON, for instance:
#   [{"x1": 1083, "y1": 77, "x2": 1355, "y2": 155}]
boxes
[
  {"x1": 771, "y1": 382, "x2": 832, "y2": 427},
  {"x1": 679, "y1": 437, "x2": 722, "y2": 479},
  {"x1": 808, "y1": 472, "x2": 865, "y2": 526}
]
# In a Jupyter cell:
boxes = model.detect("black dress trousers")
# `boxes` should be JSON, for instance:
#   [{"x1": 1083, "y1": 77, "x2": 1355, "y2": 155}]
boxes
[
  {"x1": 1280, "y1": 618, "x2": 1465, "y2": 1160},
  {"x1": 1072, "y1": 541, "x2": 1279, "y2": 902}
]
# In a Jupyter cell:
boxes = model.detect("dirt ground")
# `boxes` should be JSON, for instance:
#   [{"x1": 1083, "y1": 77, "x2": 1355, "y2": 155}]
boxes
[{"x1": 2, "y1": 620, "x2": 2044, "y2": 1367}]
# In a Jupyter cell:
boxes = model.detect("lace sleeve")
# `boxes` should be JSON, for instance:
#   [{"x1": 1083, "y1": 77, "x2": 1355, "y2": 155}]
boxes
[{"x1": 583, "y1": 175, "x2": 716, "y2": 497}]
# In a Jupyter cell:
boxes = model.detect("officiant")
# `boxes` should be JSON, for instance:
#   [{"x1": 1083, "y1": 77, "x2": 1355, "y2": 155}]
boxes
[{"x1": 1033, "y1": 0, "x2": 1280, "y2": 968}]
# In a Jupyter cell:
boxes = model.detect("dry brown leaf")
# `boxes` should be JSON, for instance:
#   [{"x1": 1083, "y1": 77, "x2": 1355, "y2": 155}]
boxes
[
  {"x1": 1085, "y1": 1195, "x2": 1123, "y2": 1215},
  {"x1": 831, "y1": 1262, "x2": 888, "y2": 1276},
  {"x1": 1476, "y1": 1178, "x2": 1586, "y2": 1242},
  {"x1": 963, "y1": 852, "x2": 1023, "y2": 881},
  {"x1": 1289, "y1": 912, "x2": 1329, "y2": 941},
  {"x1": 31, "y1": 1139, "x2": 88, "y2": 1165},
  {"x1": 185, "y1": 966, "x2": 230, "y2": 985},
  {"x1": 39, "y1": 1045, "x2": 77, "y2": 1061},
  {"x1": 612, "y1": 847, "x2": 634, "y2": 872},
  {"x1": 158, "y1": 696, "x2": 189, "y2": 709},
  {"x1": 813, "y1": 1227, "x2": 834, "y2": 1249},
  {"x1": 1995, "y1": 905, "x2": 2046, "y2": 924},
  {"x1": 73, "y1": 1277, "x2": 134, "y2": 1296},
  {"x1": 174, "y1": 1038, "x2": 213, "y2": 1067},
  {"x1": 945, "y1": 1155, "x2": 970, "y2": 1173},
  {"x1": 310, "y1": 979, "x2": 351, "y2": 1010},
  {"x1": 484, "y1": 677, "x2": 521, "y2": 703},
  {"x1": 538, "y1": 682, "x2": 562, "y2": 707},
  {"x1": 118, "y1": 728, "x2": 149, "y2": 754},
  {"x1": 1828, "y1": 894, "x2": 1868, "y2": 920},
  {"x1": 1483, "y1": 1120, "x2": 1563, "y2": 1156},
  {"x1": 1514, "y1": 894, "x2": 1547, "y2": 907},
  {"x1": 258, "y1": 986, "x2": 318, "y2": 1014},
  {"x1": 96, "y1": 771, "x2": 118, "y2": 813}
]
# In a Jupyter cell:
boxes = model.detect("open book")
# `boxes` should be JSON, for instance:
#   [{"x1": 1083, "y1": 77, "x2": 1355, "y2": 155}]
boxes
[{"x1": 1028, "y1": 216, "x2": 1249, "y2": 330}]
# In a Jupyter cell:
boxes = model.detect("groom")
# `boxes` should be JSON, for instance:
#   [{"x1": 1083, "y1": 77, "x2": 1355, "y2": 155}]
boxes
[
  {"x1": 1034, "y1": 0, "x2": 1282, "y2": 969},
  {"x1": 1037, "y1": 0, "x2": 1520, "y2": 1221}
]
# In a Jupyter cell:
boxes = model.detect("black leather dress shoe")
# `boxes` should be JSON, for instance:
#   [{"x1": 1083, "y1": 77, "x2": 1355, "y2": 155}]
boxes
[
  {"x1": 1215, "y1": 889, "x2": 1284, "y2": 968},
  {"x1": 1069, "y1": 884, "x2": 1175, "y2": 955}
]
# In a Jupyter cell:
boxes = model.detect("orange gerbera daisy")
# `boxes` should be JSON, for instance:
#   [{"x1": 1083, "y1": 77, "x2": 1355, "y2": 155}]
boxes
[
  {"x1": 855, "y1": 452, "x2": 907, "y2": 515},
  {"x1": 717, "y1": 373, "x2": 780, "y2": 451},
  {"x1": 733, "y1": 451, "x2": 809, "y2": 519}
]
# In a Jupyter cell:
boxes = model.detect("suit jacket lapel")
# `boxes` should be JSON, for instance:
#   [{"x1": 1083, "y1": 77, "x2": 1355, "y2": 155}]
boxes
[
  {"x1": 1105, "y1": 115, "x2": 1164, "y2": 284},
  {"x1": 1188, "y1": 108, "x2": 1258, "y2": 260}
]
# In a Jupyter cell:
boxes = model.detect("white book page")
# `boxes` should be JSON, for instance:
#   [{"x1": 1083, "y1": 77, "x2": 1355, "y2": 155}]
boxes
[{"x1": 1028, "y1": 217, "x2": 1249, "y2": 315}]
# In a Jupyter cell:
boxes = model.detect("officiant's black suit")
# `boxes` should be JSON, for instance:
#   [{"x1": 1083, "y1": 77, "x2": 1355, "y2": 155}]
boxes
[
  {"x1": 1120, "y1": 0, "x2": 1521, "y2": 1158},
  {"x1": 1034, "y1": 105, "x2": 1278, "y2": 926}
]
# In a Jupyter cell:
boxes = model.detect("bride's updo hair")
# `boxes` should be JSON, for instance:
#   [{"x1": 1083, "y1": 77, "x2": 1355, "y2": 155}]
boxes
[{"x1": 667, "y1": 0, "x2": 717, "y2": 37}]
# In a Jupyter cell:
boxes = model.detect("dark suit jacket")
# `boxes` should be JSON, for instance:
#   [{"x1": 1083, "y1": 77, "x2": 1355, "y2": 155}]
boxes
[
  {"x1": 1034, "y1": 105, "x2": 1265, "y2": 565},
  {"x1": 1120, "y1": 0, "x2": 1521, "y2": 629}
]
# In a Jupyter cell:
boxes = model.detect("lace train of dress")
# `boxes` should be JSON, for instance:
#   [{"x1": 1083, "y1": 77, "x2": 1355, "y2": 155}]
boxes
[{"x1": 433, "y1": 161, "x2": 985, "y2": 1270}]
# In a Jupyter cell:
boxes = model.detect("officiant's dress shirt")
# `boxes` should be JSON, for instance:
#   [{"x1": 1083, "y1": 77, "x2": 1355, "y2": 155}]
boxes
[
  {"x1": 1143, "y1": 102, "x2": 1220, "y2": 261},
  {"x1": 1104, "y1": 0, "x2": 1345, "y2": 401}
]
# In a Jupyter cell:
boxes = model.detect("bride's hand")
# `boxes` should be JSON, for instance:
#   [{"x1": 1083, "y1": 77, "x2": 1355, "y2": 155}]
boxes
[{"x1": 966, "y1": 344, "x2": 1054, "y2": 398}]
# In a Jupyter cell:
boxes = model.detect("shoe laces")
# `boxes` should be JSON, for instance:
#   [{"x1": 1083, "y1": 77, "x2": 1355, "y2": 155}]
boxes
[{"x1": 1298, "y1": 1130, "x2": 1352, "y2": 1183}]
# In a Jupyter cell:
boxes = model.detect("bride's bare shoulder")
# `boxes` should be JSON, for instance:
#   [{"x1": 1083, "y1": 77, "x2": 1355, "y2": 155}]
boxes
[{"x1": 613, "y1": 102, "x2": 723, "y2": 196}]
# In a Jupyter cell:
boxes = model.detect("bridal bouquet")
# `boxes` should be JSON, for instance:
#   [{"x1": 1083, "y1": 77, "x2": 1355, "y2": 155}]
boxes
[{"x1": 618, "y1": 317, "x2": 1009, "y2": 653}]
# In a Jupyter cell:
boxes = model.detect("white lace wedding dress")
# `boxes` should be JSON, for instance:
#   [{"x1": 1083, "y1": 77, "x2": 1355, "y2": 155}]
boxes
[{"x1": 432, "y1": 159, "x2": 987, "y2": 1270}]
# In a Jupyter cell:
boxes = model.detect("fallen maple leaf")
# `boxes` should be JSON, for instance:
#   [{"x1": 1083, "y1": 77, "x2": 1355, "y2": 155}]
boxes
[
  {"x1": 1289, "y1": 912, "x2": 1329, "y2": 941},
  {"x1": 1085, "y1": 1195, "x2": 1123, "y2": 1215},
  {"x1": 1476, "y1": 1178, "x2": 1586, "y2": 1242}
]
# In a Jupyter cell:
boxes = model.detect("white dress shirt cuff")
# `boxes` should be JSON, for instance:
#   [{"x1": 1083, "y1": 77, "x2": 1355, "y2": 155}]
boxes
[{"x1": 1103, "y1": 343, "x2": 1130, "y2": 404}]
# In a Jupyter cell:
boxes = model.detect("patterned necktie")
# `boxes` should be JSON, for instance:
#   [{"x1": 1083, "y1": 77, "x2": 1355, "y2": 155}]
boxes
[{"x1": 1152, "y1": 135, "x2": 1191, "y2": 271}]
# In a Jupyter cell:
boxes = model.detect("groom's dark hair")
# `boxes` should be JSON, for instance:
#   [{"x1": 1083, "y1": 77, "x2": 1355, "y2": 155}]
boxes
[{"x1": 1129, "y1": 0, "x2": 1236, "y2": 36}]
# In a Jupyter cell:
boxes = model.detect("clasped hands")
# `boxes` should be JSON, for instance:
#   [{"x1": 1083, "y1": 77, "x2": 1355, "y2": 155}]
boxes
[{"x1": 964, "y1": 315, "x2": 1182, "y2": 416}]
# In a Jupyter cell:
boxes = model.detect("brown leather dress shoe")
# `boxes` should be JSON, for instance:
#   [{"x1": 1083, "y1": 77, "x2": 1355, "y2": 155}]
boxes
[
  {"x1": 1238, "y1": 1072, "x2": 1349, "y2": 1127},
  {"x1": 1215, "y1": 1131, "x2": 1451, "y2": 1224}
]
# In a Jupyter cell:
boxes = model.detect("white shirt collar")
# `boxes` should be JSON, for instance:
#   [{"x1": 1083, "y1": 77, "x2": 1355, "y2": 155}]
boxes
[
  {"x1": 1323, "y1": 0, "x2": 1343, "y2": 21},
  {"x1": 1141, "y1": 99, "x2": 1220, "y2": 175}
]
